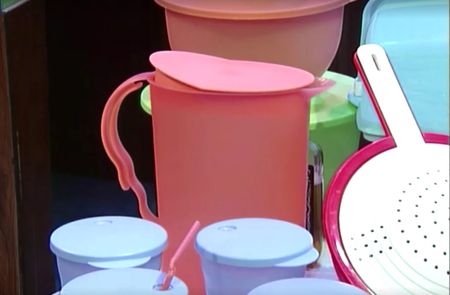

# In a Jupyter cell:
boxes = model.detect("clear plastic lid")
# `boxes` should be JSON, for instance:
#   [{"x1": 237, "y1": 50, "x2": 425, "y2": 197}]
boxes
[
  {"x1": 50, "y1": 216, "x2": 167, "y2": 263},
  {"x1": 60, "y1": 268, "x2": 188, "y2": 295},
  {"x1": 195, "y1": 218, "x2": 316, "y2": 267},
  {"x1": 248, "y1": 278, "x2": 367, "y2": 294}
]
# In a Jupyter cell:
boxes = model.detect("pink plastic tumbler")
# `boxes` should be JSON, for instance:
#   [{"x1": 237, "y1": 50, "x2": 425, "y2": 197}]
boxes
[{"x1": 101, "y1": 51, "x2": 333, "y2": 294}]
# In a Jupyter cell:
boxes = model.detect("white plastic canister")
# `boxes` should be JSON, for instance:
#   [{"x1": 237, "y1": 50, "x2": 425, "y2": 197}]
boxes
[{"x1": 195, "y1": 218, "x2": 318, "y2": 295}]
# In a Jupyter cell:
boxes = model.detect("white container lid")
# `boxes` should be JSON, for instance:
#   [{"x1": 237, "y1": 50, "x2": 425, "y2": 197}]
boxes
[
  {"x1": 248, "y1": 278, "x2": 368, "y2": 295},
  {"x1": 50, "y1": 216, "x2": 167, "y2": 263},
  {"x1": 60, "y1": 268, "x2": 188, "y2": 295},
  {"x1": 195, "y1": 218, "x2": 317, "y2": 267}
]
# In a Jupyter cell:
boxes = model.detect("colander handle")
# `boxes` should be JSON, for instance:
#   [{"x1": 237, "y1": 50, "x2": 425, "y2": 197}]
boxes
[
  {"x1": 100, "y1": 72, "x2": 157, "y2": 221},
  {"x1": 354, "y1": 44, "x2": 425, "y2": 148}
]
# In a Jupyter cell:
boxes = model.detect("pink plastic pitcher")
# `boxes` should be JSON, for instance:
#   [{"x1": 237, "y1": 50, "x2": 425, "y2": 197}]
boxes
[{"x1": 101, "y1": 51, "x2": 333, "y2": 294}]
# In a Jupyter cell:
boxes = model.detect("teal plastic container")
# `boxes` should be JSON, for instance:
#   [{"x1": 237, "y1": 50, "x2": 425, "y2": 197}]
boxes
[{"x1": 348, "y1": 0, "x2": 449, "y2": 141}]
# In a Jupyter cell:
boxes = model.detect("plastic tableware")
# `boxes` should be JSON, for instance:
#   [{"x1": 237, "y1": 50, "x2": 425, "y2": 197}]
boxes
[
  {"x1": 247, "y1": 278, "x2": 368, "y2": 295},
  {"x1": 348, "y1": 0, "x2": 449, "y2": 141},
  {"x1": 154, "y1": 0, "x2": 358, "y2": 76},
  {"x1": 138, "y1": 71, "x2": 359, "y2": 271},
  {"x1": 50, "y1": 216, "x2": 167, "y2": 286},
  {"x1": 101, "y1": 50, "x2": 333, "y2": 293},
  {"x1": 323, "y1": 44, "x2": 449, "y2": 294},
  {"x1": 139, "y1": 70, "x2": 359, "y2": 192},
  {"x1": 59, "y1": 268, "x2": 188, "y2": 295},
  {"x1": 195, "y1": 218, "x2": 319, "y2": 295}
]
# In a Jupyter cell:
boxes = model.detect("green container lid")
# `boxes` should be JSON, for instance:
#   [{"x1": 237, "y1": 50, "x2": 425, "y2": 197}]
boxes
[
  {"x1": 140, "y1": 86, "x2": 151, "y2": 115},
  {"x1": 309, "y1": 71, "x2": 356, "y2": 129},
  {"x1": 140, "y1": 71, "x2": 356, "y2": 129}
]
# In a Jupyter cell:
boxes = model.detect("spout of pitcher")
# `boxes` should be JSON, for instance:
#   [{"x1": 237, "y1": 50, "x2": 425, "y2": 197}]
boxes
[{"x1": 301, "y1": 78, "x2": 335, "y2": 98}]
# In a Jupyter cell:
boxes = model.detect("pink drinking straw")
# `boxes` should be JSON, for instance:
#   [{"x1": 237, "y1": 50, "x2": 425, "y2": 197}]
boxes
[{"x1": 160, "y1": 220, "x2": 201, "y2": 290}]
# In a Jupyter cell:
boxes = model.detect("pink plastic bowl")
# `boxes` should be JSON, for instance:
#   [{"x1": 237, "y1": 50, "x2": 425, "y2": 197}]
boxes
[{"x1": 154, "y1": 0, "x2": 358, "y2": 76}]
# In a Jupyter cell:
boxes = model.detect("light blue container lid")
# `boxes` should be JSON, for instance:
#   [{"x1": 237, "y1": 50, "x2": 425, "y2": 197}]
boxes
[
  {"x1": 60, "y1": 268, "x2": 188, "y2": 295},
  {"x1": 248, "y1": 278, "x2": 368, "y2": 295},
  {"x1": 195, "y1": 218, "x2": 318, "y2": 268},
  {"x1": 50, "y1": 216, "x2": 168, "y2": 263},
  {"x1": 348, "y1": 0, "x2": 449, "y2": 141}
]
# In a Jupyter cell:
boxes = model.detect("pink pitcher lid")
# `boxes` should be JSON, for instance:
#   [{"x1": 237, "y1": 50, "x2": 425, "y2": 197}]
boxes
[
  {"x1": 154, "y1": 0, "x2": 355, "y2": 20},
  {"x1": 149, "y1": 51, "x2": 315, "y2": 93}
]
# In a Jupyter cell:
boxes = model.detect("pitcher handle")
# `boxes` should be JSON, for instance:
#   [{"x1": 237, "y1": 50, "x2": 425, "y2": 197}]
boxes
[{"x1": 100, "y1": 72, "x2": 157, "y2": 221}]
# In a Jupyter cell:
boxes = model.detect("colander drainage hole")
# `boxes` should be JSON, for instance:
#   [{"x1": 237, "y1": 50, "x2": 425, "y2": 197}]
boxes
[
  {"x1": 424, "y1": 258, "x2": 428, "y2": 262},
  {"x1": 444, "y1": 252, "x2": 447, "y2": 256}
]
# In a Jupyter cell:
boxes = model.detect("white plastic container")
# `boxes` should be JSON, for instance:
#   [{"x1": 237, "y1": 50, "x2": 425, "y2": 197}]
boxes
[
  {"x1": 50, "y1": 216, "x2": 167, "y2": 286},
  {"x1": 247, "y1": 278, "x2": 367, "y2": 295},
  {"x1": 195, "y1": 218, "x2": 319, "y2": 295},
  {"x1": 59, "y1": 268, "x2": 188, "y2": 295}
]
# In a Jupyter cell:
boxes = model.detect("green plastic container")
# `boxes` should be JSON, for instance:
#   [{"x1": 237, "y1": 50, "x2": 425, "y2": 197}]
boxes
[
  {"x1": 139, "y1": 71, "x2": 358, "y2": 190},
  {"x1": 309, "y1": 71, "x2": 359, "y2": 189}
]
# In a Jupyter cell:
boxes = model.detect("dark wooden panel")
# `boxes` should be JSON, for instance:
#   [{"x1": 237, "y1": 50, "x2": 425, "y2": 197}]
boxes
[
  {"x1": 0, "y1": 14, "x2": 21, "y2": 295},
  {"x1": 2, "y1": 0, "x2": 54, "y2": 293}
]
